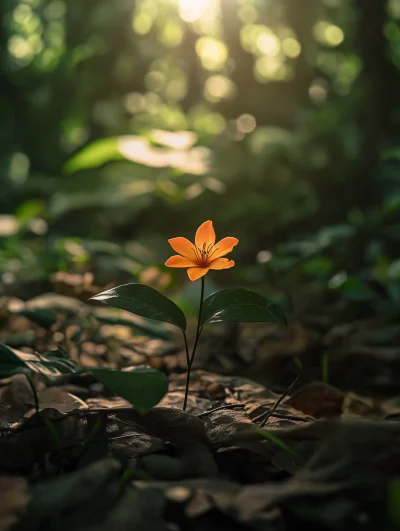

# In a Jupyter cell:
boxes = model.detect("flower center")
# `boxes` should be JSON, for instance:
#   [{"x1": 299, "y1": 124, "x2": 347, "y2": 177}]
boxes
[{"x1": 192, "y1": 242, "x2": 218, "y2": 266}]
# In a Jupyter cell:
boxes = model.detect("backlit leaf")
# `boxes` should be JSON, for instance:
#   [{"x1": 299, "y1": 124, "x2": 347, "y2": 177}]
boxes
[
  {"x1": 90, "y1": 283, "x2": 186, "y2": 331},
  {"x1": 88, "y1": 366, "x2": 168, "y2": 414},
  {"x1": 200, "y1": 288, "x2": 287, "y2": 326},
  {"x1": 0, "y1": 344, "x2": 79, "y2": 379}
]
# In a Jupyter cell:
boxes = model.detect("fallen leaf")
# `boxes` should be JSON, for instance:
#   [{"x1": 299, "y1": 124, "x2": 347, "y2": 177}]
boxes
[
  {"x1": 286, "y1": 382, "x2": 345, "y2": 418},
  {"x1": 35, "y1": 388, "x2": 88, "y2": 413},
  {"x1": 287, "y1": 382, "x2": 386, "y2": 420}
]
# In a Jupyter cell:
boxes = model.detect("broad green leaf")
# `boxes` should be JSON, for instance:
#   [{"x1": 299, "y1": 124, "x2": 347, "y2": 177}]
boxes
[
  {"x1": 90, "y1": 283, "x2": 186, "y2": 331},
  {"x1": 88, "y1": 366, "x2": 168, "y2": 414},
  {"x1": 94, "y1": 307, "x2": 171, "y2": 339},
  {"x1": 333, "y1": 277, "x2": 376, "y2": 302},
  {"x1": 17, "y1": 308, "x2": 57, "y2": 330},
  {"x1": 384, "y1": 195, "x2": 400, "y2": 214},
  {"x1": 301, "y1": 256, "x2": 333, "y2": 276},
  {"x1": 63, "y1": 137, "x2": 122, "y2": 173},
  {"x1": 388, "y1": 259, "x2": 400, "y2": 281},
  {"x1": 63, "y1": 134, "x2": 210, "y2": 176},
  {"x1": 200, "y1": 288, "x2": 287, "y2": 327},
  {"x1": 0, "y1": 344, "x2": 31, "y2": 378},
  {"x1": 382, "y1": 147, "x2": 400, "y2": 160},
  {"x1": 256, "y1": 428, "x2": 294, "y2": 455},
  {"x1": 0, "y1": 344, "x2": 79, "y2": 379}
]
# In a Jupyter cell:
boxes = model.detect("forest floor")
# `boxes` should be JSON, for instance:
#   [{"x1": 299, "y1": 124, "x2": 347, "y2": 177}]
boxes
[{"x1": 1, "y1": 276, "x2": 400, "y2": 531}]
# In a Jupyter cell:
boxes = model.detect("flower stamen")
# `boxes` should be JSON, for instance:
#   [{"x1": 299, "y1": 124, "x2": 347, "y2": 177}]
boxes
[{"x1": 208, "y1": 247, "x2": 219, "y2": 259}]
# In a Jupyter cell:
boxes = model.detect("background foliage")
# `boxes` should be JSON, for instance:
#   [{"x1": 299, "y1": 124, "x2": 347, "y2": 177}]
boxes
[{"x1": 1, "y1": 0, "x2": 400, "y2": 315}]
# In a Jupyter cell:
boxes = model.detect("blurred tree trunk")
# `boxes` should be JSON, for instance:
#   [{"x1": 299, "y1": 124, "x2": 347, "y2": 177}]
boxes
[
  {"x1": 258, "y1": 0, "x2": 392, "y2": 251},
  {"x1": 309, "y1": 0, "x2": 390, "y2": 222},
  {"x1": 286, "y1": 0, "x2": 318, "y2": 105},
  {"x1": 0, "y1": 0, "x2": 21, "y2": 160},
  {"x1": 218, "y1": 0, "x2": 318, "y2": 127},
  {"x1": 350, "y1": 0, "x2": 390, "y2": 210},
  {"x1": 180, "y1": 26, "x2": 203, "y2": 111}
]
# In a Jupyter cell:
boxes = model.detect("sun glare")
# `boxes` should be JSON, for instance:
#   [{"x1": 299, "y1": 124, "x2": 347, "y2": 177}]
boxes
[{"x1": 178, "y1": 0, "x2": 215, "y2": 22}]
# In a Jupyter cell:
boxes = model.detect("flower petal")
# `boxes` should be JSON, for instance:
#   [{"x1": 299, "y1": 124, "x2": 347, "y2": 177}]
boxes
[
  {"x1": 165, "y1": 255, "x2": 197, "y2": 268},
  {"x1": 187, "y1": 267, "x2": 209, "y2": 281},
  {"x1": 168, "y1": 237, "x2": 196, "y2": 260},
  {"x1": 195, "y1": 220, "x2": 215, "y2": 249},
  {"x1": 211, "y1": 237, "x2": 239, "y2": 260},
  {"x1": 209, "y1": 258, "x2": 235, "y2": 270}
]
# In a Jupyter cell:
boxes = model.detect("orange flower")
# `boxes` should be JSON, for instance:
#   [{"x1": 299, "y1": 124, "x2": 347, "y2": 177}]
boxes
[{"x1": 165, "y1": 220, "x2": 239, "y2": 281}]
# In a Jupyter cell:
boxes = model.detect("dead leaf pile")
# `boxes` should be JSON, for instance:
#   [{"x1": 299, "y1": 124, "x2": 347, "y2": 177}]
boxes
[{"x1": 2, "y1": 292, "x2": 400, "y2": 529}]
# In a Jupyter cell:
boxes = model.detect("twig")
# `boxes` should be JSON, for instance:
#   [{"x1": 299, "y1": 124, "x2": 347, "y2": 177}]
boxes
[
  {"x1": 259, "y1": 373, "x2": 301, "y2": 428},
  {"x1": 197, "y1": 404, "x2": 245, "y2": 417},
  {"x1": 267, "y1": 411, "x2": 311, "y2": 423}
]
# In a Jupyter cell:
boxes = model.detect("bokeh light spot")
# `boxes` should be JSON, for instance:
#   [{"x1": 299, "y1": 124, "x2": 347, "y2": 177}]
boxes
[
  {"x1": 237, "y1": 114, "x2": 257, "y2": 134},
  {"x1": 205, "y1": 75, "x2": 236, "y2": 102},
  {"x1": 308, "y1": 79, "x2": 328, "y2": 104},
  {"x1": 314, "y1": 21, "x2": 344, "y2": 47},
  {"x1": 256, "y1": 31, "x2": 280, "y2": 56},
  {"x1": 196, "y1": 37, "x2": 228, "y2": 71},
  {"x1": 133, "y1": 13, "x2": 153, "y2": 35},
  {"x1": 282, "y1": 37, "x2": 301, "y2": 58}
]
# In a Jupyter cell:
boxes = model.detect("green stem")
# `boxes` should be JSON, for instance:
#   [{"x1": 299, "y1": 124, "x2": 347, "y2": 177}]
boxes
[
  {"x1": 322, "y1": 351, "x2": 329, "y2": 384},
  {"x1": 43, "y1": 417, "x2": 63, "y2": 473},
  {"x1": 182, "y1": 331, "x2": 190, "y2": 367},
  {"x1": 79, "y1": 418, "x2": 102, "y2": 462},
  {"x1": 118, "y1": 468, "x2": 133, "y2": 497},
  {"x1": 183, "y1": 276, "x2": 205, "y2": 411},
  {"x1": 25, "y1": 374, "x2": 39, "y2": 414},
  {"x1": 183, "y1": 362, "x2": 192, "y2": 412}
]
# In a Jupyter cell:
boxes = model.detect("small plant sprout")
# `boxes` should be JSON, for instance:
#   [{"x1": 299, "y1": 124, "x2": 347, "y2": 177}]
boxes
[
  {"x1": 165, "y1": 220, "x2": 239, "y2": 408},
  {"x1": 90, "y1": 220, "x2": 287, "y2": 411}
]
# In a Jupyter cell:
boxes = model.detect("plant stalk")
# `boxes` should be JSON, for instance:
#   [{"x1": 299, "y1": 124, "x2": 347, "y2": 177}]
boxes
[
  {"x1": 183, "y1": 276, "x2": 205, "y2": 410},
  {"x1": 182, "y1": 331, "x2": 190, "y2": 367},
  {"x1": 25, "y1": 374, "x2": 39, "y2": 414}
]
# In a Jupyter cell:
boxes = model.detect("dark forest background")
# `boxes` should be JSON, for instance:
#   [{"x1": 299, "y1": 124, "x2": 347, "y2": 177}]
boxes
[{"x1": 1, "y1": 0, "x2": 400, "y2": 317}]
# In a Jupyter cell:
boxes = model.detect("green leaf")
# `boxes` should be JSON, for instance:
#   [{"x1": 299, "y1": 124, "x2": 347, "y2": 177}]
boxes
[
  {"x1": 256, "y1": 428, "x2": 294, "y2": 455},
  {"x1": 0, "y1": 344, "x2": 31, "y2": 378},
  {"x1": 94, "y1": 307, "x2": 171, "y2": 339},
  {"x1": 384, "y1": 194, "x2": 400, "y2": 214},
  {"x1": 88, "y1": 366, "x2": 168, "y2": 414},
  {"x1": 333, "y1": 277, "x2": 376, "y2": 302},
  {"x1": 89, "y1": 283, "x2": 186, "y2": 331},
  {"x1": 382, "y1": 147, "x2": 400, "y2": 160},
  {"x1": 17, "y1": 308, "x2": 57, "y2": 330},
  {"x1": 63, "y1": 134, "x2": 210, "y2": 176},
  {"x1": 388, "y1": 259, "x2": 400, "y2": 281},
  {"x1": 293, "y1": 357, "x2": 303, "y2": 370},
  {"x1": 63, "y1": 137, "x2": 122, "y2": 174},
  {"x1": 200, "y1": 288, "x2": 287, "y2": 327},
  {"x1": 0, "y1": 344, "x2": 79, "y2": 379}
]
